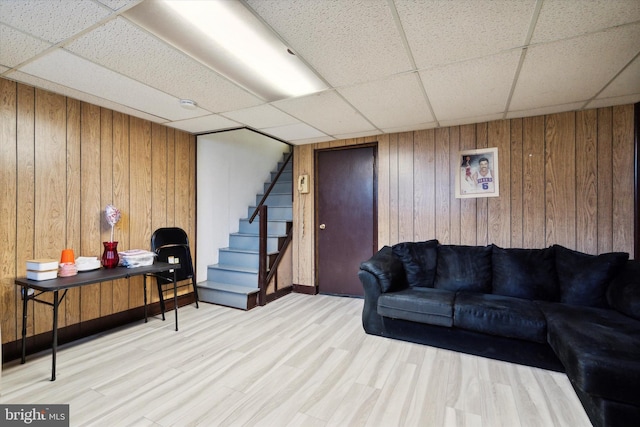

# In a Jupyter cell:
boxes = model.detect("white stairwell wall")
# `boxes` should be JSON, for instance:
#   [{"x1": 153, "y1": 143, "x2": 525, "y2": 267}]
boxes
[{"x1": 196, "y1": 129, "x2": 289, "y2": 284}]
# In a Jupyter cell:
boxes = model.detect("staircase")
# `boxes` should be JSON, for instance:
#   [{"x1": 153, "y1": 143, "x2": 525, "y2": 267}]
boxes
[{"x1": 197, "y1": 154, "x2": 293, "y2": 310}]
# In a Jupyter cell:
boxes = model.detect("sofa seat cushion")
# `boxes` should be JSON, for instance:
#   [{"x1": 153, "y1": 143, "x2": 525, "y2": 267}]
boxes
[
  {"x1": 453, "y1": 292, "x2": 547, "y2": 343},
  {"x1": 378, "y1": 287, "x2": 454, "y2": 327},
  {"x1": 541, "y1": 302, "x2": 640, "y2": 406}
]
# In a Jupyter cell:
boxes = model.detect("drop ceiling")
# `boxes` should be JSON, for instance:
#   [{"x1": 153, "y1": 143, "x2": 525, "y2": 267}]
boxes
[{"x1": 1, "y1": 0, "x2": 639, "y2": 145}]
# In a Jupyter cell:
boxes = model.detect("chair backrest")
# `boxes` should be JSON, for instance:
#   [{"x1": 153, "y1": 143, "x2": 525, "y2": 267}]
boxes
[
  {"x1": 151, "y1": 227, "x2": 189, "y2": 249},
  {"x1": 151, "y1": 228, "x2": 194, "y2": 282}
]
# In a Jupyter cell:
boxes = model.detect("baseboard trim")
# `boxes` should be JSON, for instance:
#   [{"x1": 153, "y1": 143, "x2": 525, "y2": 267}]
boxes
[{"x1": 293, "y1": 284, "x2": 318, "y2": 295}]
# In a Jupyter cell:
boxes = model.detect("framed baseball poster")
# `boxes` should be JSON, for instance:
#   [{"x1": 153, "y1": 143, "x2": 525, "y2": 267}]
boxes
[{"x1": 455, "y1": 147, "x2": 499, "y2": 198}]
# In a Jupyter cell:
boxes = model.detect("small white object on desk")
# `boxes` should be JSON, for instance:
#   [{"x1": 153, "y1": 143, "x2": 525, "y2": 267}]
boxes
[
  {"x1": 76, "y1": 256, "x2": 101, "y2": 272},
  {"x1": 26, "y1": 258, "x2": 59, "y2": 281},
  {"x1": 26, "y1": 258, "x2": 58, "y2": 271},
  {"x1": 26, "y1": 269, "x2": 58, "y2": 281},
  {"x1": 119, "y1": 249, "x2": 156, "y2": 268}
]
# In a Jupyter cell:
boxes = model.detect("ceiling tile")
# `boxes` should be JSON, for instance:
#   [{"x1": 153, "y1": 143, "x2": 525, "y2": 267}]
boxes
[
  {"x1": 0, "y1": 24, "x2": 51, "y2": 68},
  {"x1": 274, "y1": 90, "x2": 377, "y2": 136},
  {"x1": 587, "y1": 94, "x2": 640, "y2": 110},
  {"x1": 381, "y1": 122, "x2": 437, "y2": 134},
  {"x1": 18, "y1": 49, "x2": 207, "y2": 121},
  {"x1": 261, "y1": 122, "x2": 328, "y2": 142},
  {"x1": 333, "y1": 129, "x2": 384, "y2": 140},
  {"x1": 290, "y1": 136, "x2": 335, "y2": 145},
  {"x1": 505, "y1": 101, "x2": 586, "y2": 119},
  {"x1": 0, "y1": 0, "x2": 111, "y2": 43},
  {"x1": 66, "y1": 17, "x2": 262, "y2": 113},
  {"x1": 96, "y1": 0, "x2": 142, "y2": 12},
  {"x1": 439, "y1": 113, "x2": 504, "y2": 128},
  {"x1": 166, "y1": 114, "x2": 240, "y2": 134},
  {"x1": 532, "y1": 0, "x2": 640, "y2": 43},
  {"x1": 5, "y1": 69, "x2": 164, "y2": 123},
  {"x1": 595, "y1": 55, "x2": 640, "y2": 100},
  {"x1": 222, "y1": 104, "x2": 299, "y2": 129},
  {"x1": 246, "y1": 0, "x2": 411, "y2": 87},
  {"x1": 511, "y1": 23, "x2": 640, "y2": 111},
  {"x1": 396, "y1": 0, "x2": 535, "y2": 69},
  {"x1": 339, "y1": 73, "x2": 434, "y2": 129},
  {"x1": 421, "y1": 50, "x2": 521, "y2": 123}
]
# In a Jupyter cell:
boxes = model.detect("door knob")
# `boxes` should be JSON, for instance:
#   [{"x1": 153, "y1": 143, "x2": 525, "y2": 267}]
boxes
[{"x1": 319, "y1": 224, "x2": 326, "y2": 229}]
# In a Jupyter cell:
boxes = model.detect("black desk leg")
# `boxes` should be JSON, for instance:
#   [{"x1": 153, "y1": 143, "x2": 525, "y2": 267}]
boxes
[
  {"x1": 21, "y1": 286, "x2": 28, "y2": 364},
  {"x1": 173, "y1": 268, "x2": 178, "y2": 331},
  {"x1": 143, "y1": 274, "x2": 148, "y2": 323},
  {"x1": 51, "y1": 290, "x2": 59, "y2": 381}
]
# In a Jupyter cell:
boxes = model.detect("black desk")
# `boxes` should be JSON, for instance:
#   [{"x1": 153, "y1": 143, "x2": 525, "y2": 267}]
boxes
[{"x1": 15, "y1": 262, "x2": 180, "y2": 381}]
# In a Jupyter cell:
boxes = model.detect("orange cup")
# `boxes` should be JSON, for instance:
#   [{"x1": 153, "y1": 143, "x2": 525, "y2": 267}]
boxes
[{"x1": 60, "y1": 248, "x2": 75, "y2": 264}]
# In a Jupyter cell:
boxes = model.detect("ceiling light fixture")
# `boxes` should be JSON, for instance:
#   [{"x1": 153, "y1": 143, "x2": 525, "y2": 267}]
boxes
[
  {"x1": 125, "y1": 0, "x2": 327, "y2": 102},
  {"x1": 179, "y1": 99, "x2": 197, "y2": 110}
]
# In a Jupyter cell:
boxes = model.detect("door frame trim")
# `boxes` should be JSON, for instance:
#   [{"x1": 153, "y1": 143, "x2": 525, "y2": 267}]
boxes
[{"x1": 313, "y1": 143, "x2": 378, "y2": 291}]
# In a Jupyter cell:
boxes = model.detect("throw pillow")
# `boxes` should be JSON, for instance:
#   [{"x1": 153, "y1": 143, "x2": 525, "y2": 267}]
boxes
[
  {"x1": 492, "y1": 245, "x2": 558, "y2": 301},
  {"x1": 392, "y1": 239, "x2": 438, "y2": 287},
  {"x1": 607, "y1": 261, "x2": 640, "y2": 320},
  {"x1": 554, "y1": 244, "x2": 629, "y2": 307},
  {"x1": 434, "y1": 245, "x2": 492, "y2": 292}
]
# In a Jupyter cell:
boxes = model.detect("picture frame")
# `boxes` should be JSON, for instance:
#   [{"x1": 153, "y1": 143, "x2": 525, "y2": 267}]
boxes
[{"x1": 455, "y1": 147, "x2": 499, "y2": 198}]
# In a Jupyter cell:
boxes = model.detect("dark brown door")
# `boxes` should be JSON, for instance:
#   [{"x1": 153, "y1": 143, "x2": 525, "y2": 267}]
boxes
[{"x1": 316, "y1": 145, "x2": 376, "y2": 296}]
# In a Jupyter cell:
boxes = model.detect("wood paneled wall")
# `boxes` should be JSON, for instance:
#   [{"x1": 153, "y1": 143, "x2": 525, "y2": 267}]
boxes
[
  {"x1": 0, "y1": 78, "x2": 196, "y2": 346},
  {"x1": 292, "y1": 105, "x2": 636, "y2": 288}
]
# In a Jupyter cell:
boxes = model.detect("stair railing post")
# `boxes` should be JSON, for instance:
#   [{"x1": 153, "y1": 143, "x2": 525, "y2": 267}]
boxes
[{"x1": 258, "y1": 204, "x2": 267, "y2": 306}]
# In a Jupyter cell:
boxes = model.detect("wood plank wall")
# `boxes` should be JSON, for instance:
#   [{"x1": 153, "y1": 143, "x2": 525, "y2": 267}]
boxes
[
  {"x1": 292, "y1": 105, "x2": 636, "y2": 288},
  {"x1": 0, "y1": 78, "x2": 196, "y2": 346}
]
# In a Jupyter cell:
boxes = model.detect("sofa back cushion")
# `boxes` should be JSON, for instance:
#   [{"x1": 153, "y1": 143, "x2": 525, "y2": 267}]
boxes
[
  {"x1": 554, "y1": 244, "x2": 629, "y2": 308},
  {"x1": 392, "y1": 240, "x2": 438, "y2": 287},
  {"x1": 492, "y1": 245, "x2": 558, "y2": 301},
  {"x1": 434, "y1": 245, "x2": 492, "y2": 293},
  {"x1": 607, "y1": 260, "x2": 640, "y2": 320}
]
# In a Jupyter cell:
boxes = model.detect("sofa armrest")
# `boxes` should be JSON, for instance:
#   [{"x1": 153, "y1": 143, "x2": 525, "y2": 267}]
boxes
[
  {"x1": 358, "y1": 246, "x2": 407, "y2": 336},
  {"x1": 607, "y1": 260, "x2": 640, "y2": 320},
  {"x1": 359, "y1": 246, "x2": 407, "y2": 293}
]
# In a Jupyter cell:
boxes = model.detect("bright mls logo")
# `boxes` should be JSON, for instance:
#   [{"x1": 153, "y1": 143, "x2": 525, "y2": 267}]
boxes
[{"x1": 1, "y1": 405, "x2": 69, "y2": 426}]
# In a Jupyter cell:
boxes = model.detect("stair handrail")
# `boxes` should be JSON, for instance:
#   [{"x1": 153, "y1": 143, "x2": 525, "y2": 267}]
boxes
[
  {"x1": 249, "y1": 150, "x2": 293, "y2": 224},
  {"x1": 250, "y1": 150, "x2": 294, "y2": 305}
]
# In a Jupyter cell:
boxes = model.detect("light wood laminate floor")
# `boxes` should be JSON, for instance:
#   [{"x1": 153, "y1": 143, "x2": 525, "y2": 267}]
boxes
[{"x1": 0, "y1": 293, "x2": 591, "y2": 427}]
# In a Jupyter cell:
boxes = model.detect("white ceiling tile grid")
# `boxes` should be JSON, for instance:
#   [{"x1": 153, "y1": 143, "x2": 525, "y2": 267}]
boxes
[
  {"x1": 65, "y1": 17, "x2": 263, "y2": 113},
  {"x1": 395, "y1": 0, "x2": 537, "y2": 69},
  {"x1": 421, "y1": 50, "x2": 523, "y2": 123},
  {"x1": 510, "y1": 23, "x2": 640, "y2": 112},
  {"x1": 0, "y1": 0, "x2": 638, "y2": 144},
  {"x1": 274, "y1": 90, "x2": 378, "y2": 136},
  {"x1": 338, "y1": 72, "x2": 435, "y2": 130},
  {"x1": 246, "y1": 0, "x2": 414, "y2": 88}
]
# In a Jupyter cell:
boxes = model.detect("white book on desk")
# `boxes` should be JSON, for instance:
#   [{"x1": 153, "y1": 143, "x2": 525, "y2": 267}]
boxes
[
  {"x1": 26, "y1": 269, "x2": 58, "y2": 281},
  {"x1": 26, "y1": 259, "x2": 58, "y2": 271}
]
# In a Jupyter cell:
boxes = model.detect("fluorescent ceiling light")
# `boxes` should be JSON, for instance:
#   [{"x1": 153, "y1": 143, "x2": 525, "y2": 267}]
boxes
[{"x1": 125, "y1": 0, "x2": 327, "y2": 101}]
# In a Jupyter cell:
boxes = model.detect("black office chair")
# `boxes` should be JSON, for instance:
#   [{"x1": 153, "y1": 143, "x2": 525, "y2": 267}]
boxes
[{"x1": 150, "y1": 227, "x2": 199, "y2": 330}]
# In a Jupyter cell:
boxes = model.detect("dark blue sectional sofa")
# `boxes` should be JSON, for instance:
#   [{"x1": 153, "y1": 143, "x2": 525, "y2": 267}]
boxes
[{"x1": 358, "y1": 240, "x2": 640, "y2": 427}]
